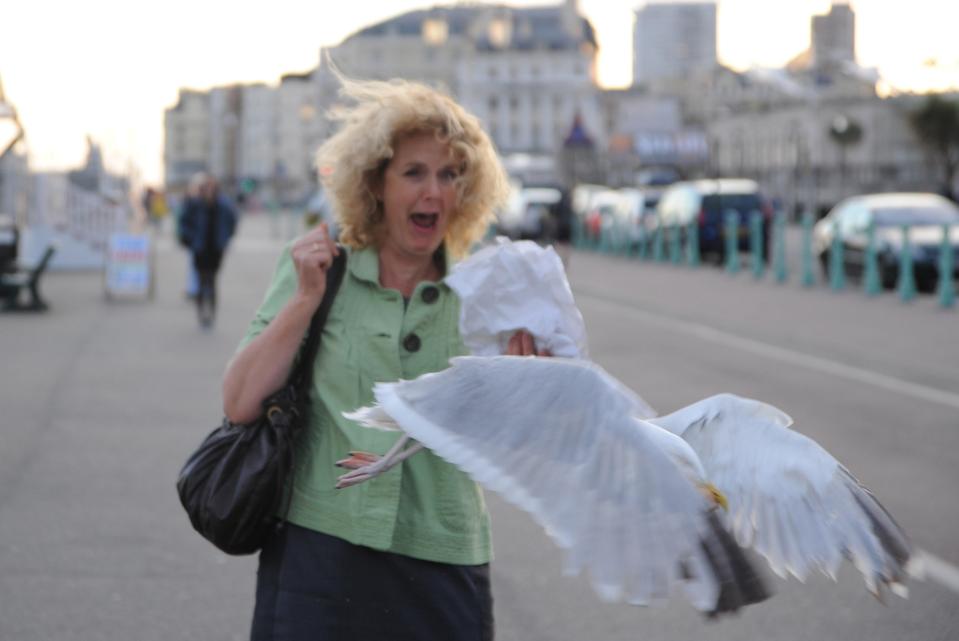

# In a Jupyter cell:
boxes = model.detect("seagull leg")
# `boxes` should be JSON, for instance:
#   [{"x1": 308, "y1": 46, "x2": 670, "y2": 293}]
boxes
[{"x1": 335, "y1": 435, "x2": 425, "y2": 489}]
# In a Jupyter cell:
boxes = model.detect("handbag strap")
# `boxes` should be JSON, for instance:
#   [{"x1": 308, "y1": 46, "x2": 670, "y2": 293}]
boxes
[{"x1": 288, "y1": 248, "x2": 347, "y2": 394}]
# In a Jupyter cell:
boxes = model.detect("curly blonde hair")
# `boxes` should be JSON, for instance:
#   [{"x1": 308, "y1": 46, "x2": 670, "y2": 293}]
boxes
[{"x1": 315, "y1": 77, "x2": 509, "y2": 259}]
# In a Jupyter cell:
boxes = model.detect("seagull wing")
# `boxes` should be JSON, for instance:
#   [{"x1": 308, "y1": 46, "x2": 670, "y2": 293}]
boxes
[
  {"x1": 365, "y1": 356, "x2": 767, "y2": 613},
  {"x1": 649, "y1": 393, "x2": 913, "y2": 598}
]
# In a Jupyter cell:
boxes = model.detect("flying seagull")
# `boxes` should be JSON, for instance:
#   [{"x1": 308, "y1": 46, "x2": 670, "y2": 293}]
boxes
[
  {"x1": 337, "y1": 356, "x2": 915, "y2": 616},
  {"x1": 336, "y1": 239, "x2": 915, "y2": 615}
]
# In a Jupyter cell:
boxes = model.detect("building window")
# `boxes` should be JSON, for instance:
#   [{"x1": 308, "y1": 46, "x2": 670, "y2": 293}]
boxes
[
  {"x1": 488, "y1": 18, "x2": 510, "y2": 48},
  {"x1": 422, "y1": 18, "x2": 448, "y2": 45}
]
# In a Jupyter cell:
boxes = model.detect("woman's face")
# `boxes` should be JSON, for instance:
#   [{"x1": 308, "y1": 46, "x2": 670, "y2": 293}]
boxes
[{"x1": 376, "y1": 131, "x2": 459, "y2": 260}]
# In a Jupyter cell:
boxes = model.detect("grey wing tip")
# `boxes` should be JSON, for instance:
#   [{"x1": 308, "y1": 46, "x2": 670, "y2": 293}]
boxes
[{"x1": 847, "y1": 477, "x2": 915, "y2": 594}]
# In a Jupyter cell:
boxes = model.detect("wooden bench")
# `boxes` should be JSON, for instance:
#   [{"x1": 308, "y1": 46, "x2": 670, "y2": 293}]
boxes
[{"x1": 0, "y1": 245, "x2": 56, "y2": 311}]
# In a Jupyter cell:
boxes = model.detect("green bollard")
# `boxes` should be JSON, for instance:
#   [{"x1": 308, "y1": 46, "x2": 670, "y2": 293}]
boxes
[
  {"x1": 618, "y1": 220, "x2": 630, "y2": 256},
  {"x1": 938, "y1": 224, "x2": 955, "y2": 309},
  {"x1": 772, "y1": 212, "x2": 787, "y2": 283},
  {"x1": 750, "y1": 210, "x2": 765, "y2": 279},
  {"x1": 800, "y1": 210, "x2": 815, "y2": 287},
  {"x1": 687, "y1": 221, "x2": 700, "y2": 267},
  {"x1": 898, "y1": 224, "x2": 917, "y2": 302},
  {"x1": 725, "y1": 211, "x2": 740, "y2": 274},
  {"x1": 669, "y1": 223, "x2": 682, "y2": 264},
  {"x1": 828, "y1": 221, "x2": 845, "y2": 291},
  {"x1": 863, "y1": 220, "x2": 881, "y2": 296},
  {"x1": 599, "y1": 222, "x2": 610, "y2": 254},
  {"x1": 652, "y1": 223, "x2": 665, "y2": 262},
  {"x1": 637, "y1": 227, "x2": 648, "y2": 260}
]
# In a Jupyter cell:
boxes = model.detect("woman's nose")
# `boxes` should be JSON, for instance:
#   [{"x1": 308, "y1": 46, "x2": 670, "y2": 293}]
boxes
[{"x1": 423, "y1": 175, "x2": 442, "y2": 199}]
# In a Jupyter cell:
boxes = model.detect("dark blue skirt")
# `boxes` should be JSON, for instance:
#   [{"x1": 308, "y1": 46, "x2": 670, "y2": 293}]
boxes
[{"x1": 251, "y1": 523, "x2": 494, "y2": 641}]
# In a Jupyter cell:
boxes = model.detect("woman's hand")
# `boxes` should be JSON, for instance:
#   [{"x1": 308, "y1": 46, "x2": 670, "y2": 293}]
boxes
[
  {"x1": 291, "y1": 223, "x2": 339, "y2": 305},
  {"x1": 506, "y1": 330, "x2": 552, "y2": 357}
]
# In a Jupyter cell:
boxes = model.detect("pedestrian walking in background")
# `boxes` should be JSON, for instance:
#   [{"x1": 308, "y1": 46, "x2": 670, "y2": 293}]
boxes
[
  {"x1": 142, "y1": 186, "x2": 170, "y2": 230},
  {"x1": 177, "y1": 175, "x2": 237, "y2": 328},
  {"x1": 221, "y1": 77, "x2": 542, "y2": 640},
  {"x1": 176, "y1": 173, "x2": 206, "y2": 301}
]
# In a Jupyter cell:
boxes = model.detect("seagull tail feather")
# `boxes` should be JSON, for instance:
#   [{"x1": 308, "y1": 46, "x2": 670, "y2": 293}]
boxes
[{"x1": 701, "y1": 511, "x2": 772, "y2": 618}]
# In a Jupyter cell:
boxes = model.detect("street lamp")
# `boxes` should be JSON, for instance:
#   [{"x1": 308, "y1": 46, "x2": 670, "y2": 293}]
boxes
[{"x1": 828, "y1": 114, "x2": 863, "y2": 201}]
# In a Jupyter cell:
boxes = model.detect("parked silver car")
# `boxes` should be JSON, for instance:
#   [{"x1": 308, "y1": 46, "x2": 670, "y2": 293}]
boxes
[
  {"x1": 497, "y1": 183, "x2": 563, "y2": 241},
  {"x1": 813, "y1": 192, "x2": 959, "y2": 291}
]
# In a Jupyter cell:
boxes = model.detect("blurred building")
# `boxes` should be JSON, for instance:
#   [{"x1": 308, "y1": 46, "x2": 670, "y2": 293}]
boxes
[
  {"x1": 613, "y1": 1, "x2": 931, "y2": 215},
  {"x1": 275, "y1": 71, "x2": 324, "y2": 205},
  {"x1": 164, "y1": 0, "x2": 601, "y2": 196},
  {"x1": 598, "y1": 88, "x2": 706, "y2": 186},
  {"x1": 0, "y1": 146, "x2": 28, "y2": 224},
  {"x1": 811, "y1": 3, "x2": 855, "y2": 68},
  {"x1": 0, "y1": 77, "x2": 29, "y2": 228},
  {"x1": 633, "y1": 2, "x2": 717, "y2": 86},
  {"x1": 328, "y1": 0, "x2": 602, "y2": 158},
  {"x1": 163, "y1": 0, "x2": 939, "y2": 207},
  {"x1": 708, "y1": 94, "x2": 930, "y2": 217},
  {"x1": 163, "y1": 90, "x2": 210, "y2": 190}
]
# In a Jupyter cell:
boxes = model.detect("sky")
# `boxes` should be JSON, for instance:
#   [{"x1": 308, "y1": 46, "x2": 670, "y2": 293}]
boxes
[{"x1": 2, "y1": 0, "x2": 958, "y2": 185}]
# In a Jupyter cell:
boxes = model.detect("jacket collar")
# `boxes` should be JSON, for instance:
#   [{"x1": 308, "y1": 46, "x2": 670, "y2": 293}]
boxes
[{"x1": 348, "y1": 244, "x2": 452, "y2": 287}]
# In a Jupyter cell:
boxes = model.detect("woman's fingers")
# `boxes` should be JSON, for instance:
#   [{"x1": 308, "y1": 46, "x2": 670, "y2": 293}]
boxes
[
  {"x1": 292, "y1": 224, "x2": 338, "y2": 299},
  {"x1": 297, "y1": 224, "x2": 336, "y2": 269},
  {"x1": 506, "y1": 330, "x2": 548, "y2": 356}
]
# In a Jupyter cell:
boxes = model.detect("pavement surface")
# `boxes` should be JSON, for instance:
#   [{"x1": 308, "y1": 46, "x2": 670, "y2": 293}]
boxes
[{"x1": 1, "y1": 212, "x2": 957, "y2": 640}]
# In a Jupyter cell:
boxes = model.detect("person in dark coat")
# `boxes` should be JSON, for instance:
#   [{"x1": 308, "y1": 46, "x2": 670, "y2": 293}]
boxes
[{"x1": 177, "y1": 176, "x2": 237, "y2": 327}]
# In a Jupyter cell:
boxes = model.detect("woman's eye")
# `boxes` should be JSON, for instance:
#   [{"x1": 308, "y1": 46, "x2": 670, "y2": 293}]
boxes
[{"x1": 440, "y1": 169, "x2": 458, "y2": 182}]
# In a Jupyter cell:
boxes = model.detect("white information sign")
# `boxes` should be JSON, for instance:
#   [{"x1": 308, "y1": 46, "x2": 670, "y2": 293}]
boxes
[{"x1": 105, "y1": 233, "x2": 152, "y2": 298}]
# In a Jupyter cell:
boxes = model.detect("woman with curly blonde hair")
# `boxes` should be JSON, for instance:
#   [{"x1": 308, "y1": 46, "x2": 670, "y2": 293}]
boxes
[{"x1": 222, "y1": 77, "x2": 544, "y2": 640}]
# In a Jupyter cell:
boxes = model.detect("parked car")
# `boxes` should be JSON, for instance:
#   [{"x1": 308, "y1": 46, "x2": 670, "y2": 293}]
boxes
[
  {"x1": 655, "y1": 179, "x2": 772, "y2": 263},
  {"x1": 583, "y1": 188, "x2": 652, "y2": 248},
  {"x1": 813, "y1": 192, "x2": 959, "y2": 292},
  {"x1": 569, "y1": 183, "x2": 607, "y2": 238},
  {"x1": 497, "y1": 182, "x2": 563, "y2": 241}
]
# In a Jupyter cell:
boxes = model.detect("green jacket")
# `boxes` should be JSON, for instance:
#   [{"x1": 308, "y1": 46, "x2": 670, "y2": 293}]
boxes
[{"x1": 239, "y1": 245, "x2": 491, "y2": 565}]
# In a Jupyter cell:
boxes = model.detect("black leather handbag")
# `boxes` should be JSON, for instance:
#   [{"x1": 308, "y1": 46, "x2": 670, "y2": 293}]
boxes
[{"x1": 176, "y1": 250, "x2": 346, "y2": 555}]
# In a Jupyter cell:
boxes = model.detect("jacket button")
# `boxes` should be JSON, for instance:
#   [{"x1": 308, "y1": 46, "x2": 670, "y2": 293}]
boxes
[
  {"x1": 403, "y1": 333, "x2": 421, "y2": 352},
  {"x1": 421, "y1": 285, "x2": 439, "y2": 304}
]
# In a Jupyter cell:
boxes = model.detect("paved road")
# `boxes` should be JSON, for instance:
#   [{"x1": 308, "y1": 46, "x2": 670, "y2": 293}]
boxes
[{"x1": 1, "y1": 212, "x2": 956, "y2": 640}]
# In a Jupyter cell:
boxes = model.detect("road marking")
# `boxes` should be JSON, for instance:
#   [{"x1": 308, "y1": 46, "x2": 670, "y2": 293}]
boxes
[
  {"x1": 915, "y1": 549, "x2": 959, "y2": 595},
  {"x1": 579, "y1": 290, "x2": 959, "y2": 411}
]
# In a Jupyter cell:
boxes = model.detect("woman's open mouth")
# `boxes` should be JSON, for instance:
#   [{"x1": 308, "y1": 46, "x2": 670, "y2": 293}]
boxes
[{"x1": 410, "y1": 213, "x2": 438, "y2": 230}]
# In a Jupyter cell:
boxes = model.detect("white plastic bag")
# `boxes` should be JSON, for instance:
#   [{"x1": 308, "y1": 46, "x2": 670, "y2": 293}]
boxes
[{"x1": 445, "y1": 238, "x2": 588, "y2": 358}]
